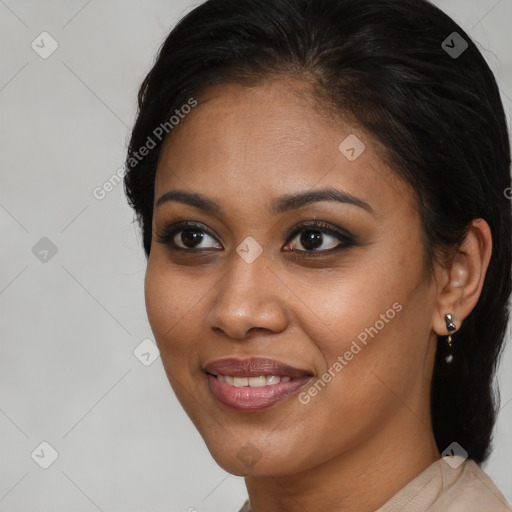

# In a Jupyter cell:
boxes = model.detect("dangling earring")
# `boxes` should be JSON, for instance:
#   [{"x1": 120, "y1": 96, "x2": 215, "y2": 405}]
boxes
[{"x1": 444, "y1": 314, "x2": 456, "y2": 363}]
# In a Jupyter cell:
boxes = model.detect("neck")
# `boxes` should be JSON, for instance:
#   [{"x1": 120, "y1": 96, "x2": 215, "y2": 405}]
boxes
[{"x1": 244, "y1": 412, "x2": 441, "y2": 512}]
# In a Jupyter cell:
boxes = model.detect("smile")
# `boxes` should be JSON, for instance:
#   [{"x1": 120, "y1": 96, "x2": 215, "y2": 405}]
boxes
[
  {"x1": 214, "y1": 374, "x2": 291, "y2": 387},
  {"x1": 203, "y1": 357, "x2": 313, "y2": 411}
]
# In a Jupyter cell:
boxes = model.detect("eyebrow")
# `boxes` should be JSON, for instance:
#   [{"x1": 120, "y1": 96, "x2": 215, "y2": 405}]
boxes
[{"x1": 156, "y1": 188, "x2": 374, "y2": 215}]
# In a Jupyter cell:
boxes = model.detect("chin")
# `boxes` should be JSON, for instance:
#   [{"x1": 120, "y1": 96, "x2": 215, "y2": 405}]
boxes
[{"x1": 203, "y1": 437, "x2": 305, "y2": 478}]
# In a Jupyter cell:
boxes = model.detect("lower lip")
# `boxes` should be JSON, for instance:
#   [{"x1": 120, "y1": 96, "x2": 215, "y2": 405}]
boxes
[{"x1": 206, "y1": 374, "x2": 311, "y2": 411}]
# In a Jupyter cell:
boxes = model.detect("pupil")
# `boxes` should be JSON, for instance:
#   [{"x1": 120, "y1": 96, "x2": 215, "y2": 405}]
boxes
[
  {"x1": 300, "y1": 230, "x2": 322, "y2": 250},
  {"x1": 182, "y1": 229, "x2": 203, "y2": 248}
]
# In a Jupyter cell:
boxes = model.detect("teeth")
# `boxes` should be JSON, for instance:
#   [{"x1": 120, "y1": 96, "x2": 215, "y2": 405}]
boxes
[
  {"x1": 216, "y1": 374, "x2": 293, "y2": 387},
  {"x1": 266, "y1": 375, "x2": 280, "y2": 385},
  {"x1": 233, "y1": 377, "x2": 249, "y2": 387}
]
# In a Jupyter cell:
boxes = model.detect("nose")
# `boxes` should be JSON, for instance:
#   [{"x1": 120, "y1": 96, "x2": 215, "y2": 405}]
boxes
[{"x1": 206, "y1": 248, "x2": 290, "y2": 340}]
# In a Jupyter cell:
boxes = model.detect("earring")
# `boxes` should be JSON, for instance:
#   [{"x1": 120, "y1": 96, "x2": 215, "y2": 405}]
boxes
[{"x1": 444, "y1": 314, "x2": 457, "y2": 363}]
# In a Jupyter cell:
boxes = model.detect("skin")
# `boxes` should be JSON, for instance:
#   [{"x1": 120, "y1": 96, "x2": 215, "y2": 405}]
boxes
[{"x1": 144, "y1": 78, "x2": 492, "y2": 512}]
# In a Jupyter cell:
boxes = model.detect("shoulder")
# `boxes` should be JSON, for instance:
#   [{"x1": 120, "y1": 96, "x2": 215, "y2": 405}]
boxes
[
  {"x1": 378, "y1": 457, "x2": 511, "y2": 512},
  {"x1": 431, "y1": 459, "x2": 512, "y2": 512},
  {"x1": 237, "y1": 459, "x2": 511, "y2": 512}
]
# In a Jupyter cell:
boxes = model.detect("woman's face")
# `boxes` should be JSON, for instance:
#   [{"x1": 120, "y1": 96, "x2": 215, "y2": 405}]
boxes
[{"x1": 145, "y1": 79, "x2": 440, "y2": 477}]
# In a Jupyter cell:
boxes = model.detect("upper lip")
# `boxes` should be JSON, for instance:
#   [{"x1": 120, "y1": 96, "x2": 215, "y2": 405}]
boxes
[{"x1": 204, "y1": 357, "x2": 313, "y2": 378}]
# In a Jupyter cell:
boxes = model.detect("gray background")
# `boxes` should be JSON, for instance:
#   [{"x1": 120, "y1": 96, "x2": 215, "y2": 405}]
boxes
[{"x1": 0, "y1": 1, "x2": 511, "y2": 511}]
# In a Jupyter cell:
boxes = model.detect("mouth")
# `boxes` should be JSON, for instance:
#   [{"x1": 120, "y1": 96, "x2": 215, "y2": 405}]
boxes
[
  {"x1": 210, "y1": 374, "x2": 292, "y2": 386},
  {"x1": 203, "y1": 357, "x2": 314, "y2": 411}
]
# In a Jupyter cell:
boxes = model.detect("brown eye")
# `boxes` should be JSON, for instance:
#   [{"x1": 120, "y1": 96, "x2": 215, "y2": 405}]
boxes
[
  {"x1": 156, "y1": 222, "x2": 222, "y2": 250},
  {"x1": 178, "y1": 227, "x2": 205, "y2": 248},
  {"x1": 283, "y1": 221, "x2": 355, "y2": 253}
]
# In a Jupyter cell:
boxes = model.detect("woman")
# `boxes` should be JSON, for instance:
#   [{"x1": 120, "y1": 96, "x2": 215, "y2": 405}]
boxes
[{"x1": 124, "y1": 0, "x2": 512, "y2": 510}]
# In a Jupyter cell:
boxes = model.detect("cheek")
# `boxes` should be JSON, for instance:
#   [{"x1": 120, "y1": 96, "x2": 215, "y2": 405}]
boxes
[
  {"x1": 318, "y1": 288, "x2": 433, "y2": 417},
  {"x1": 144, "y1": 258, "x2": 210, "y2": 412},
  {"x1": 289, "y1": 301, "x2": 432, "y2": 469},
  {"x1": 144, "y1": 262, "x2": 173, "y2": 339},
  {"x1": 288, "y1": 259, "x2": 408, "y2": 366},
  {"x1": 299, "y1": 241, "x2": 432, "y2": 400},
  {"x1": 144, "y1": 257, "x2": 202, "y2": 356}
]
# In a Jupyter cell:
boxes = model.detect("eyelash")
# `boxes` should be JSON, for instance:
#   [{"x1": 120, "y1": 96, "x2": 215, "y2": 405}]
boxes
[{"x1": 155, "y1": 220, "x2": 356, "y2": 256}]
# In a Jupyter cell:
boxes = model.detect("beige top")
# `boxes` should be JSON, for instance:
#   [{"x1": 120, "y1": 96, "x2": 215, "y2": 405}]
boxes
[{"x1": 237, "y1": 456, "x2": 511, "y2": 512}]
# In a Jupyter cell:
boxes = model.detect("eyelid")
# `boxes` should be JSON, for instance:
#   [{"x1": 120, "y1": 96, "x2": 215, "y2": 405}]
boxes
[
  {"x1": 155, "y1": 221, "x2": 221, "y2": 248},
  {"x1": 156, "y1": 220, "x2": 356, "y2": 253},
  {"x1": 283, "y1": 220, "x2": 355, "y2": 245},
  {"x1": 282, "y1": 220, "x2": 356, "y2": 255}
]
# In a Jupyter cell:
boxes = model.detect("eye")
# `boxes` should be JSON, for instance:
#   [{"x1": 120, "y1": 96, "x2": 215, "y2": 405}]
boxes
[
  {"x1": 156, "y1": 220, "x2": 355, "y2": 255},
  {"x1": 156, "y1": 222, "x2": 222, "y2": 250},
  {"x1": 283, "y1": 221, "x2": 355, "y2": 254}
]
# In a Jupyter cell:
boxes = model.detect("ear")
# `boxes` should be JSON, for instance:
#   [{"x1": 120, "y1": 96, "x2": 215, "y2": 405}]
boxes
[{"x1": 432, "y1": 218, "x2": 492, "y2": 336}]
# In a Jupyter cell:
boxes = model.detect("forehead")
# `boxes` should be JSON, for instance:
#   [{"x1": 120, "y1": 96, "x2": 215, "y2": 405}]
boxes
[{"x1": 154, "y1": 79, "x2": 413, "y2": 217}]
